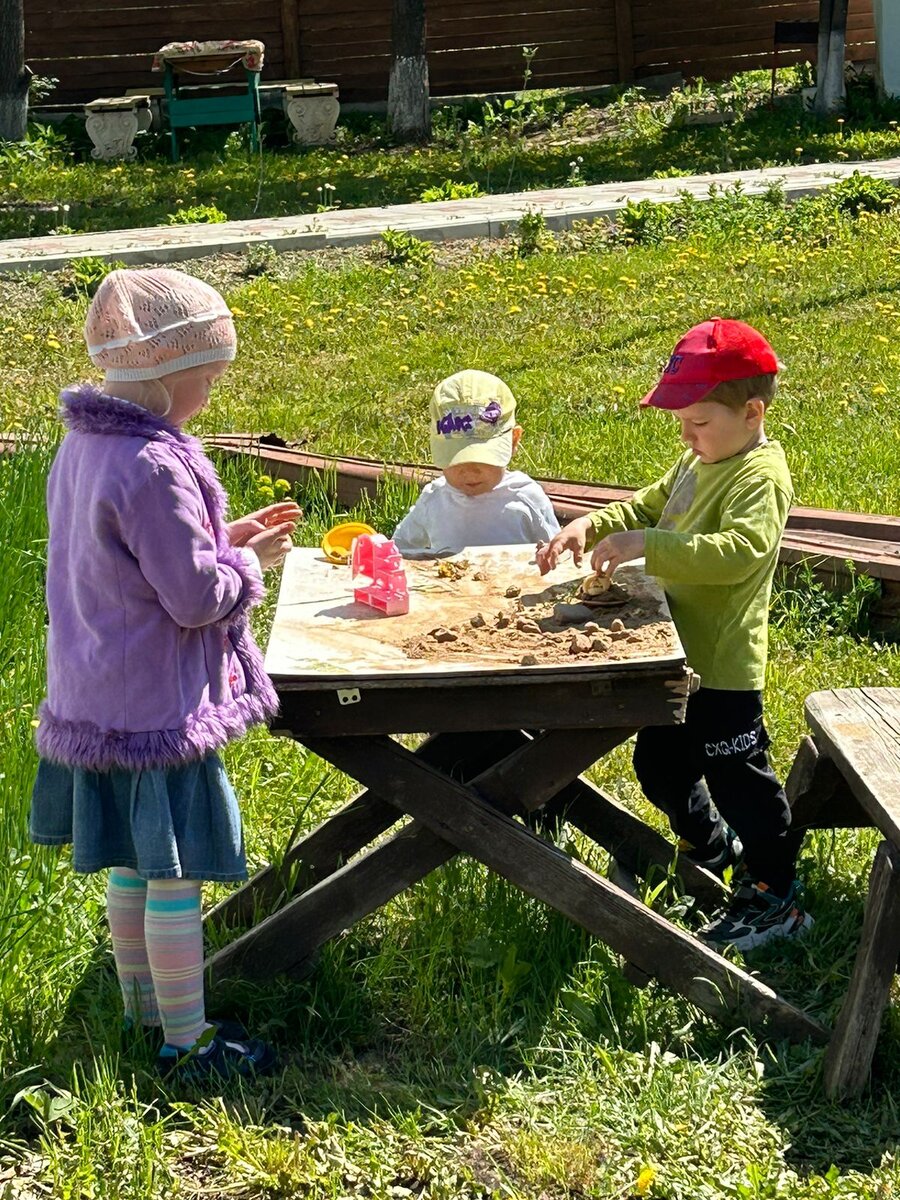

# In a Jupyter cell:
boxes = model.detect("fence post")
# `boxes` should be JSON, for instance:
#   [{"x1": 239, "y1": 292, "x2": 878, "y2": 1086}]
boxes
[
  {"x1": 281, "y1": 0, "x2": 302, "y2": 79},
  {"x1": 613, "y1": 0, "x2": 634, "y2": 84}
]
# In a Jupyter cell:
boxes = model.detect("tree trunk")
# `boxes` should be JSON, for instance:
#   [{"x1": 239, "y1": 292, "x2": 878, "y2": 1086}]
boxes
[
  {"x1": 0, "y1": 0, "x2": 28, "y2": 142},
  {"x1": 815, "y1": 0, "x2": 849, "y2": 115},
  {"x1": 387, "y1": 0, "x2": 430, "y2": 142}
]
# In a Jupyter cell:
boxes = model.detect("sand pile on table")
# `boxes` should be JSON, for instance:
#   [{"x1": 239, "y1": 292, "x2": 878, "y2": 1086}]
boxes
[{"x1": 404, "y1": 572, "x2": 674, "y2": 666}]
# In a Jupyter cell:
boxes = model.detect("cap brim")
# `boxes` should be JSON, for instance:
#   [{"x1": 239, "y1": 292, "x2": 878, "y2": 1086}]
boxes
[
  {"x1": 430, "y1": 429, "x2": 512, "y2": 469},
  {"x1": 639, "y1": 380, "x2": 719, "y2": 410}
]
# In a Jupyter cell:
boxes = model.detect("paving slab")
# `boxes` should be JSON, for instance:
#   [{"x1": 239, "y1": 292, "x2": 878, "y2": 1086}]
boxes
[{"x1": 2, "y1": 156, "x2": 899, "y2": 275}]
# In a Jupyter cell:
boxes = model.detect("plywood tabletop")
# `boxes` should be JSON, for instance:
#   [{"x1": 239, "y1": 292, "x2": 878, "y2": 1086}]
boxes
[{"x1": 264, "y1": 545, "x2": 685, "y2": 687}]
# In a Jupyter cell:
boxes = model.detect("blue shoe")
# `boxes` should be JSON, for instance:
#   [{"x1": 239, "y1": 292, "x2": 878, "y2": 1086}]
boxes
[
  {"x1": 157, "y1": 1031, "x2": 277, "y2": 1082},
  {"x1": 700, "y1": 880, "x2": 813, "y2": 953},
  {"x1": 678, "y1": 828, "x2": 743, "y2": 880}
]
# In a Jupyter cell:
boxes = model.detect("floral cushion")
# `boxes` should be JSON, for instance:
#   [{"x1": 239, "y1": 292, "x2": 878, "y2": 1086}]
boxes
[{"x1": 152, "y1": 40, "x2": 265, "y2": 72}]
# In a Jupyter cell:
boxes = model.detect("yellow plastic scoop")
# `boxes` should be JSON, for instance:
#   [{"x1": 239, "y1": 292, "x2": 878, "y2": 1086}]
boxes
[{"x1": 321, "y1": 521, "x2": 376, "y2": 564}]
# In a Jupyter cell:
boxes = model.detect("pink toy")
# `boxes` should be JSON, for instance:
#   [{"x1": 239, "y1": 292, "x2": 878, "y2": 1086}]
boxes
[{"x1": 350, "y1": 533, "x2": 410, "y2": 616}]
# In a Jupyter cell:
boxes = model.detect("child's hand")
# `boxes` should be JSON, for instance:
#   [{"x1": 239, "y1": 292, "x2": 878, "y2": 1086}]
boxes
[
  {"x1": 535, "y1": 516, "x2": 593, "y2": 575},
  {"x1": 590, "y1": 530, "x2": 645, "y2": 578},
  {"x1": 246, "y1": 521, "x2": 296, "y2": 570},
  {"x1": 228, "y1": 502, "x2": 301, "y2": 547}
]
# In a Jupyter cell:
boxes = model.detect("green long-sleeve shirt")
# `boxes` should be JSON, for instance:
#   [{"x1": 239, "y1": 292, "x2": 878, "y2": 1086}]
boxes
[{"x1": 587, "y1": 440, "x2": 792, "y2": 691}]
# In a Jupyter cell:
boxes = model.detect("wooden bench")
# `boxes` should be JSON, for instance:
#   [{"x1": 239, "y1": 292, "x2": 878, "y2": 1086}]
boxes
[
  {"x1": 787, "y1": 688, "x2": 900, "y2": 1096},
  {"x1": 83, "y1": 95, "x2": 152, "y2": 161}
]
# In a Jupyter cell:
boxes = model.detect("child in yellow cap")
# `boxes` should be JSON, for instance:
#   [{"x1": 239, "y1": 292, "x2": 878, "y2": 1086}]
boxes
[{"x1": 393, "y1": 370, "x2": 559, "y2": 553}]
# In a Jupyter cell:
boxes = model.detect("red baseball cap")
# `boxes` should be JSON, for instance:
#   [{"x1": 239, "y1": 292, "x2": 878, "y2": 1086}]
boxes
[{"x1": 640, "y1": 318, "x2": 780, "y2": 410}]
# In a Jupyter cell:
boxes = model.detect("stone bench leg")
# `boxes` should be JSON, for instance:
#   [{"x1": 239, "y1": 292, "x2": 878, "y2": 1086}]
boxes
[
  {"x1": 284, "y1": 94, "x2": 340, "y2": 145},
  {"x1": 823, "y1": 840, "x2": 900, "y2": 1098},
  {"x1": 85, "y1": 107, "x2": 150, "y2": 161}
]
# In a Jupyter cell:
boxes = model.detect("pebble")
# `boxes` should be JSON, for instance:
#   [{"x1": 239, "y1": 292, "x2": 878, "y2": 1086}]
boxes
[
  {"x1": 584, "y1": 621, "x2": 600, "y2": 633},
  {"x1": 612, "y1": 629, "x2": 629, "y2": 641},
  {"x1": 569, "y1": 633, "x2": 593, "y2": 654},
  {"x1": 516, "y1": 617, "x2": 541, "y2": 634},
  {"x1": 553, "y1": 602, "x2": 594, "y2": 624},
  {"x1": 496, "y1": 613, "x2": 510, "y2": 629},
  {"x1": 610, "y1": 618, "x2": 626, "y2": 633},
  {"x1": 591, "y1": 637, "x2": 609, "y2": 652},
  {"x1": 431, "y1": 627, "x2": 458, "y2": 643},
  {"x1": 505, "y1": 585, "x2": 521, "y2": 598},
  {"x1": 473, "y1": 571, "x2": 488, "y2": 581},
  {"x1": 627, "y1": 633, "x2": 642, "y2": 643},
  {"x1": 520, "y1": 653, "x2": 539, "y2": 666},
  {"x1": 470, "y1": 612, "x2": 486, "y2": 628}
]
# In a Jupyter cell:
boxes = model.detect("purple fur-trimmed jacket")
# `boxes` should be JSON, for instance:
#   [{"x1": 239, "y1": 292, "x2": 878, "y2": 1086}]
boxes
[{"x1": 35, "y1": 385, "x2": 278, "y2": 772}]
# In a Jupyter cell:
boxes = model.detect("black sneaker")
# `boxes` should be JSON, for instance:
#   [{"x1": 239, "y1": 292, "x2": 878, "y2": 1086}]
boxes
[
  {"x1": 700, "y1": 880, "x2": 813, "y2": 952},
  {"x1": 678, "y1": 828, "x2": 743, "y2": 880},
  {"x1": 157, "y1": 1031, "x2": 278, "y2": 1083}
]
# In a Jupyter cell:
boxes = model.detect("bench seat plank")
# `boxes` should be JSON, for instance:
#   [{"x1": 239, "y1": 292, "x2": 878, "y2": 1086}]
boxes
[{"x1": 805, "y1": 688, "x2": 900, "y2": 845}]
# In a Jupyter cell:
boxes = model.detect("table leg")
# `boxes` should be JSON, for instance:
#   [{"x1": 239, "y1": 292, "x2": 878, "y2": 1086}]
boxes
[
  {"x1": 206, "y1": 728, "x2": 580, "y2": 985},
  {"x1": 303, "y1": 733, "x2": 827, "y2": 1044},
  {"x1": 207, "y1": 730, "x2": 527, "y2": 931},
  {"x1": 546, "y1": 776, "x2": 727, "y2": 908},
  {"x1": 823, "y1": 840, "x2": 900, "y2": 1097}
]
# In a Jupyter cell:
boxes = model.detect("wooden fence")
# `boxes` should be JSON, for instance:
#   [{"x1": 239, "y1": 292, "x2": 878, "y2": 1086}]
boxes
[{"x1": 25, "y1": 0, "x2": 875, "y2": 106}]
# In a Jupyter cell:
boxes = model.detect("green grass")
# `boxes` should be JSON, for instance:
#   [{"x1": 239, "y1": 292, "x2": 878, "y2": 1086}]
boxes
[
  {"x1": 3, "y1": 190, "x2": 900, "y2": 1197},
  {"x1": 4, "y1": 67, "x2": 900, "y2": 239}
]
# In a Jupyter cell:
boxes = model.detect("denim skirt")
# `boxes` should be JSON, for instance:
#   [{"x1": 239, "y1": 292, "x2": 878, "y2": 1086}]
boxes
[{"x1": 29, "y1": 753, "x2": 247, "y2": 882}]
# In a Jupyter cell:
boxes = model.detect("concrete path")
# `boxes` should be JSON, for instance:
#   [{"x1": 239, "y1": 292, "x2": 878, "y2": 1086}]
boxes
[{"x1": 3, "y1": 155, "x2": 900, "y2": 275}]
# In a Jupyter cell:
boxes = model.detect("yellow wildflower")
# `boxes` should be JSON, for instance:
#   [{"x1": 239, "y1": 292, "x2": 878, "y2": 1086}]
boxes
[{"x1": 636, "y1": 1166, "x2": 656, "y2": 1195}]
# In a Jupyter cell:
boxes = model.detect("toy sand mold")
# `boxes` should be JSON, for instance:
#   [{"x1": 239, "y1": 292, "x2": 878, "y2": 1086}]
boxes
[{"x1": 264, "y1": 545, "x2": 681, "y2": 682}]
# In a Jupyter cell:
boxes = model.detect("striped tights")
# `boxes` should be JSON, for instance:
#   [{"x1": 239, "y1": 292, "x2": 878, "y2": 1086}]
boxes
[{"x1": 106, "y1": 867, "x2": 209, "y2": 1050}]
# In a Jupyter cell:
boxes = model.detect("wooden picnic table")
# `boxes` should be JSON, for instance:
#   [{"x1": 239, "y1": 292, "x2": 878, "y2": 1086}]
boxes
[{"x1": 205, "y1": 545, "x2": 827, "y2": 1045}]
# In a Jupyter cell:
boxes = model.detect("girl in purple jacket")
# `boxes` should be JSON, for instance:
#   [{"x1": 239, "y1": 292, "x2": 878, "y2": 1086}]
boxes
[{"x1": 30, "y1": 268, "x2": 298, "y2": 1082}]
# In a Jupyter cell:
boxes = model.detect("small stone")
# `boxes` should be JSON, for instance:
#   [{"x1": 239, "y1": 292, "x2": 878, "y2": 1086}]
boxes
[
  {"x1": 520, "y1": 653, "x2": 539, "y2": 666},
  {"x1": 505, "y1": 585, "x2": 521, "y2": 598},
  {"x1": 610, "y1": 618, "x2": 626, "y2": 633},
  {"x1": 627, "y1": 633, "x2": 642, "y2": 643},
  {"x1": 432, "y1": 627, "x2": 458, "y2": 643},
  {"x1": 473, "y1": 571, "x2": 488, "y2": 581},
  {"x1": 591, "y1": 637, "x2": 609, "y2": 652},
  {"x1": 553, "y1": 602, "x2": 594, "y2": 624},
  {"x1": 470, "y1": 612, "x2": 486, "y2": 628},
  {"x1": 496, "y1": 613, "x2": 510, "y2": 629},
  {"x1": 516, "y1": 617, "x2": 541, "y2": 634},
  {"x1": 569, "y1": 633, "x2": 593, "y2": 654},
  {"x1": 612, "y1": 629, "x2": 629, "y2": 640},
  {"x1": 584, "y1": 621, "x2": 600, "y2": 633}
]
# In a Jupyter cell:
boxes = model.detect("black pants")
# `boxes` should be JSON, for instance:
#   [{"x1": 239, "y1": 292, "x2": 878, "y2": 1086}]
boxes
[{"x1": 632, "y1": 688, "x2": 795, "y2": 895}]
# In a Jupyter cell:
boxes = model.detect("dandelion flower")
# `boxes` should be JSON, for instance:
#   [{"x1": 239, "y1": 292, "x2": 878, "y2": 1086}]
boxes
[{"x1": 636, "y1": 1166, "x2": 656, "y2": 1195}]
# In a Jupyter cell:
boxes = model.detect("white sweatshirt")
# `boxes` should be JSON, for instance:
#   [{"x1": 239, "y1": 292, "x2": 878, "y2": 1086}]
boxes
[{"x1": 393, "y1": 471, "x2": 560, "y2": 553}]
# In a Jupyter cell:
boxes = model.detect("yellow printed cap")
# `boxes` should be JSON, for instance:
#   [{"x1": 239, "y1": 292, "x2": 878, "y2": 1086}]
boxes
[{"x1": 429, "y1": 370, "x2": 516, "y2": 469}]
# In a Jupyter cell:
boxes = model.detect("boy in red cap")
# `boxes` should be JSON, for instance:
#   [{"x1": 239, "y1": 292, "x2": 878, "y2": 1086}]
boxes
[{"x1": 537, "y1": 318, "x2": 811, "y2": 952}]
